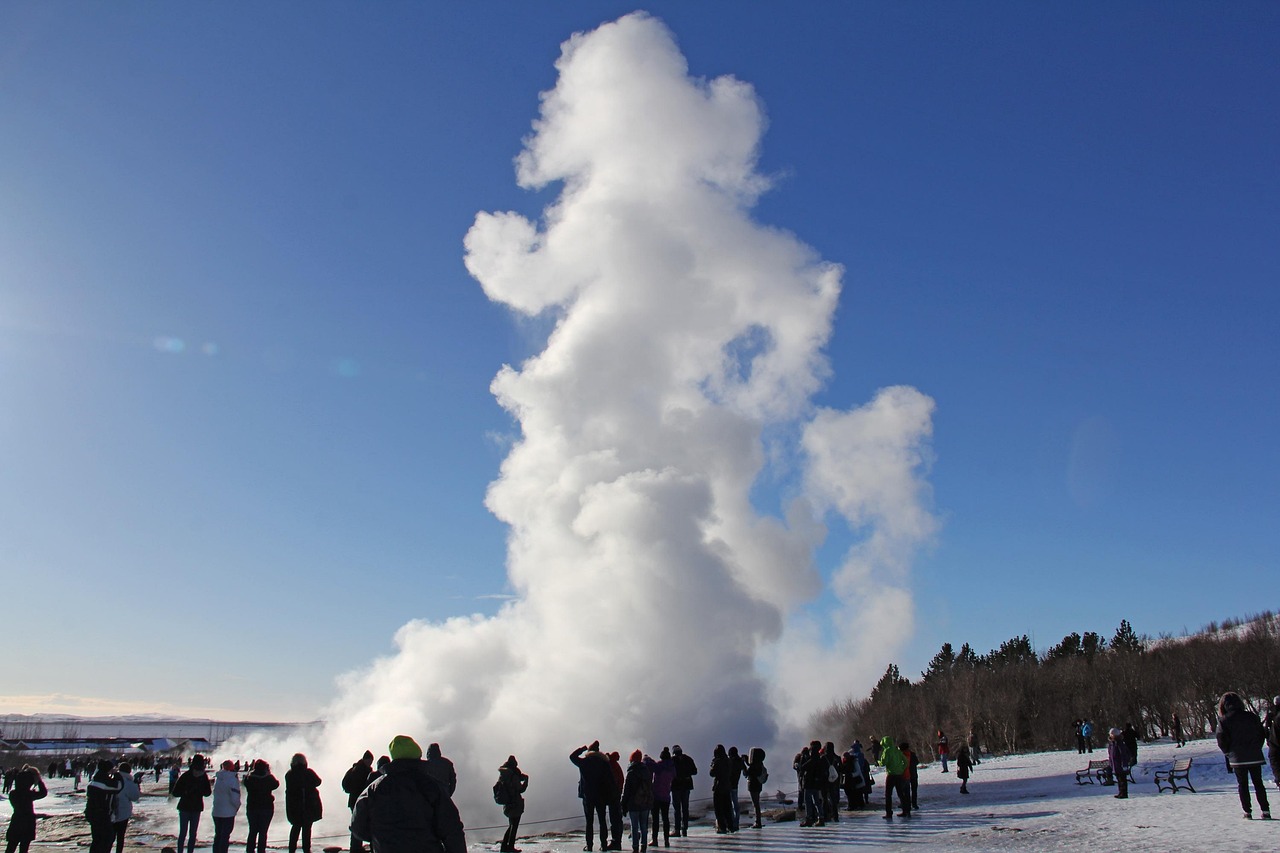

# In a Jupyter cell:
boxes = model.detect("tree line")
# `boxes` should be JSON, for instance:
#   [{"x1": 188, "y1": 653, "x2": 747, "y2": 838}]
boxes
[{"x1": 813, "y1": 612, "x2": 1280, "y2": 761}]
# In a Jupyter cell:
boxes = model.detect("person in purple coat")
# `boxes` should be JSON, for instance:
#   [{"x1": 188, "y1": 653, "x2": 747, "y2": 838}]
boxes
[
  {"x1": 644, "y1": 748, "x2": 676, "y2": 847},
  {"x1": 1107, "y1": 728, "x2": 1130, "y2": 799}
]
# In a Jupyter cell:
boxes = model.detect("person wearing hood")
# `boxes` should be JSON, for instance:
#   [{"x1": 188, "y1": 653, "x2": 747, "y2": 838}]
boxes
[
  {"x1": 423, "y1": 744, "x2": 457, "y2": 796},
  {"x1": 643, "y1": 748, "x2": 675, "y2": 846},
  {"x1": 86, "y1": 760, "x2": 122, "y2": 853},
  {"x1": 743, "y1": 748, "x2": 767, "y2": 829},
  {"x1": 112, "y1": 762, "x2": 141, "y2": 853},
  {"x1": 955, "y1": 740, "x2": 973, "y2": 794},
  {"x1": 6, "y1": 765, "x2": 48, "y2": 853},
  {"x1": 1122, "y1": 723, "x2": 1139, "y2": 769},
  {"x1": 619, "y1": 751, "x2": 653, "y2": 853},
  {"x1": 1106, "y1": 729, "x2": 1130, "y2": 799},
  {"x1": 875, "y1": 738, "x2": 909, "y2": 820},
  {"x1": 1217, "y1": 691, "x2": 1271, "y2": 819},
  {"x1": 607, "y1": 752, "x2": 626, "y2": 850},
  {"x1": 211, "y1": 760, "x2": 242, "y2": 853},
  {"x1": 242, "y1": 759, "x2": 279, "y2": 853},
  {"x1": 351, "y1": 735, "x2": 467, "y2": 853},
  {"x1": 709, "y1": 745, "x2": 735, "y2": 833},
  {"x1": 570, "y1": 741, "x2": 615, "y2": 852},
  {"x1": 173, "y1": 755, "x2": 212, "y2": 853},
  {"x1": 342, "y1": 751, "x2": 377, "y2": 853},
  {"x1": 669, "y1": 746, "x2": 696, "y2": 838},
  {"x1": 284, "y1": 753, "x2": 322, "y2": 853},
  {"x1": 494, "y1": 755, "x2": 528, "y2": 853},
  {"x1": 840, "y1": 746, "x2": 864, "y2": 810}
]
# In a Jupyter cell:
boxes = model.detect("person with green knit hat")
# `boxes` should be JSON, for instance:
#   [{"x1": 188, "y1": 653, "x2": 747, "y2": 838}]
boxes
[
  {"x1": 352, "y1": 736, "x2": 466, "y2": 853},
  {"x1": 388, "y1": 736, "x2": 423, "y2": 761}
]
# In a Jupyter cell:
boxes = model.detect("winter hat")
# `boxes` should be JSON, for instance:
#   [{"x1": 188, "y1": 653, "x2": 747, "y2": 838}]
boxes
[
  {"x1": 672, "y1": 745, "x2": 682, "y2": 755},
  {"x1": 660, "y1": 747, "x2": 671, "y2": 760},
  {"x1": 377, "y1": 756, "x2": 391, "y2": 771},
  {"x1": 589, "y1": 740, "x2": 601, "y2": 752},
  {"x1": 253, "y1": 760, "x2": 269, "y2": 773},
  {"x1": 630, "y1": 749, "x2": 643, "y2": 763},
  {"x1": 222, "y1": 760, "x2": 235, "y2": 771},
  {"x1": 389, "y1": 735, "x2": 423, "y2": 761},
  {"x1": 1109, "y1": 728, "x2": 1122, "y2": 738},
  {"x1": 362, "y1": 750, "x2": 374, "y2": 764},
  {"x1": 503, "y1": 755, "x2": 518, "y2": 768}
]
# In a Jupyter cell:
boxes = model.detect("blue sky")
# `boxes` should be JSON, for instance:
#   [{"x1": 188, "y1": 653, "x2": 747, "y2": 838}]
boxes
[{"x1": 1, "y1": 1, "x2": 1276, "y2": 721}]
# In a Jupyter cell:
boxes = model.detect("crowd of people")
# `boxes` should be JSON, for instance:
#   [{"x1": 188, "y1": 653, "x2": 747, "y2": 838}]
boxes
[{"x1": 5, "y1": 692, "x2": 1280, "y2": 853}]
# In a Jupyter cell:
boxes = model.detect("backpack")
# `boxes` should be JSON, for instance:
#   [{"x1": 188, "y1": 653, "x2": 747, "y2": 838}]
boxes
[
  {"x1": 758, "y1": 765, "x2": 768, "y2": 785},
  {"x1": 493, "y1": 777, "x2": 512, "y2": 806},
  {"x1": 827, "y1": 763, "x2": 838, "y2": 783}
]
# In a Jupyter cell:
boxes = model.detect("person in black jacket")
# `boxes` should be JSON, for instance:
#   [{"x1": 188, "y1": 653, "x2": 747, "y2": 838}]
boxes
[
  {"x1": 242, "y1": 760, "x2": 279, "y2": 853},
  {"x1": 1217, "y1": 691, "x2": 1272, "y2": 819},
  {"x1": 709, "y1": 745, "x2": 734, "y2": 834},
  {"x1": 284, "y1": 753, "x2": 322, "y2": 853},
  {"x1": 423, "y1": 744, "x2": 457, "y2": 797},
  {"x1": 668, "y1": 746, "x2": 696, "y2": 838},
  {"x1": 798, "y1": 742, "x2": 828, "y2": 827},
  {"x1": 6, "y1": 766, "x2": 48, "y2": 853},
  {"x1": 85, "y1": 760, "x2": 122, "y2": 853},
  {"x1": 351, "y1": 735, "x2": 466, "y2": 853},
  {"x1": 743, "y1": 748, "x2": 767, "y2": 829},
  {"x1": 1122, "y1": 724, "x2": 1139, "y2": 770},
  {"x1": 495, "y1": 756, "x2": 528, "y2": 853},
  {"x1": 173, "y1": 755, "x2": 212, "y2": 853},
  {"x1": 570, "y1": 742, "x2": 615, "y2": 852},
  {"x1": 342, "y1": 751, "x2": 377, "y2": 853}
]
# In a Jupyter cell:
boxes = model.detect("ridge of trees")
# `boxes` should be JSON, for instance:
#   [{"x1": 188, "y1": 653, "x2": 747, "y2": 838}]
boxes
[{"x1": 812, "y1": 611, "x2": 1280, "y2": 760}]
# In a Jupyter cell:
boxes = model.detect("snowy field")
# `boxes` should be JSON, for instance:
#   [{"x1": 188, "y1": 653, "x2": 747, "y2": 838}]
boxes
[{"x1": 5, "y1": 737, "x2": 1276, "y2": 851}]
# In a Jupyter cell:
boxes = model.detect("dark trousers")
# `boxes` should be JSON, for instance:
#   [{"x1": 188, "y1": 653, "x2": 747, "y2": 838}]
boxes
[
  {"x1": 583, "y1": 800, "x2": 608, "y2": 850},
  {"x1": 713, "y1": 789, "x2": 734, "y2": 830},
  {"x1": 671, "y1": 789, "x2": 690, "y2": 834},
  {"x1": 288, "y1": 820, "x2": 313, "y2": 853},
  {"x1": 502, "y1": 801, "x2": 524, "y2": 851},
  {"x1": 1235, "y1": 765, "x2": 1271, "y2": 815},
  {"x1": 884, "y1": 774, "x2": 910, "y2": 816},
  {"x1": 245, "y1": 808, "x2": 273, "y2": 853},
  {"x1": 177, "y1": 810, "x2": 200, "y2": 853},
  {"x1": 747, "y1": 789, "x2": 761, "y2": 826},
  {"x1": 802, "y1": 787, "x2": 824, "y2": 824},
  {"x1": 113, "y1": 819, "x2": 129, "y2": 853},
  {"x1": 608, "y1": 799, "x2": 624, "y2": 847},
  {"x1": 212, "y1": 816, "x2": 235, "y2": 853},
  {"x1": 650, "y1": 801, "x2": 669, "y2": 843},
  {"x1": 909, "y1": 773, "x2": 919, "y2": 808},
  {"x1": 88, "y1": 816, "x2": 115, "y2": 853}
]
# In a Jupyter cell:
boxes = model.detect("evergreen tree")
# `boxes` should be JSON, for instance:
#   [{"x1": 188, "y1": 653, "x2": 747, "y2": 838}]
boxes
[{"x1": 1111, "y1": 619, "x2": 1144, "y2": 654}]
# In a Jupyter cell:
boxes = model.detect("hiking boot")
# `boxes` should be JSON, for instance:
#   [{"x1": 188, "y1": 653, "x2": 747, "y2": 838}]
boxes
[
  {"x1": 1244, "y1": 812, "x2": 1253, "y2": 820},
  {"x1": 1262, "y1": 812, "x2": 1272, "y2": 820}
]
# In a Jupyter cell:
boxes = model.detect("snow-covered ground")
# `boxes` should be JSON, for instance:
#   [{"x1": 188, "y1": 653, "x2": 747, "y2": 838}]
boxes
[{"x1": 5, "y1": 737, "x2": 1276, "y2": 851}]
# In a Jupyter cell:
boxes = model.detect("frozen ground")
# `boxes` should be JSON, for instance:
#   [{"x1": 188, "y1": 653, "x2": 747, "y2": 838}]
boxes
[{"x1": 5, "y1": 737, "x2": 1276, "y2": 851}]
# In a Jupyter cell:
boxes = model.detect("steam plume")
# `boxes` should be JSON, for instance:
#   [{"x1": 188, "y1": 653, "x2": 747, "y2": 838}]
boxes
[{"x1": 232, "y1": 11, "x2": 935, "y2": 836}]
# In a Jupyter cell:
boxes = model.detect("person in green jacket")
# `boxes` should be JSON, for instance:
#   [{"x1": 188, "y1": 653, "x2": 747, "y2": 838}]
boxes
[{"x1": 876, "y1": 738, "x2": 910, "y2": 820}]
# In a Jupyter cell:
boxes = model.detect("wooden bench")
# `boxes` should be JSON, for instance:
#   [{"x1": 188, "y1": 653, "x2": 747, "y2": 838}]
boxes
[
  {"x1": 1074, "y1": 759, "x2": 1135, "y2": 786},
  {"x1": 1154, "y1": 757, "x2": 1195, "y2": 793},
  {"x1": 1075, "y1": 759, "x2": 1111, "y2": 784}
]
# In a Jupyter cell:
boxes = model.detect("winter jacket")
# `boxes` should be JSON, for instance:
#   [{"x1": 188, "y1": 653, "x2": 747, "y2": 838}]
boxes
[
  {"x1": 936, "y1": 734, "x2": 949, "y2": 756},
  {"x1": 6, "y1": 776, "x2": 48, "y2": 843},
  {"x1": 344, "y1": 762, "x2": 378, "y2": 809},
  {"x1": 620, "y1": 760, "x2": 654, "y2": 813},
  {"x1": 608, "y1": 755, "x2": 625, "y2": 801},
  {"x1": 799, "y1": 752, "x2": 829, "y2": 789},
  {"x1": 744, "y1": 748, "x2": 767, "y2": 793},
  {"x1": 570, "y1": 747, "x2": 617, "y2": 805},
  {"x1": 495, "y1": 763, "x2": 528, "y2": 811},
  {"x1": 423, "y1": 745, "x2": 457, "y2": 797},
  {"x1": 212, "y1": 769, "x2": 242, "y2": 818},
  {"x1": 114, "y1": 773, "x2": 141, "y2": 822},
  {"x1": 709, "y1": 748, "x2": 733, "y2": 792},
  {"x1": 1122, "y1": 726, "x2": 1138, "y2": 765},
  {"x1": 670, "y1": 752, "x2": 697, "y2": 792},
  {"x1": 955, "y1": 744, "x2": 972, "y2": 780},
  {"x1": 85, "y1": 769, "x2": 122, "y2": 823},
  {"x1": 285, "y1": 766, "x2": 323, "y2": 824},
  {"x1": 1217, "y1": 694, "x2": 1267, "y2": 767},
  {"x1": 643, "y1": 757, "x2": 676, "y2": 803},
  {"x1": 726, "y1": 750, "x2": 744, "y2": 788},
  {"x1": 173, "y1": 769, "x2": 212, "y2": 813},
  {"x1": 877, "y1": 739, "x2": 907, "y2": 776},
  {"x1": 350, "y1": 758, "x2": 466, "y2": 853},
  {"x1": 1108, "y1": 739, "x2": 1130, "y2": 774},
  {"x1": 242, "y1": 768, "x2": 279, "y2": 811}
]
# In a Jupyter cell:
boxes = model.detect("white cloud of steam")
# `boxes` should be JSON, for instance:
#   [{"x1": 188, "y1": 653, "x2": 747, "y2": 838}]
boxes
[{"x1": 228, "y1": 12, "x2": 936, "y2": 840}]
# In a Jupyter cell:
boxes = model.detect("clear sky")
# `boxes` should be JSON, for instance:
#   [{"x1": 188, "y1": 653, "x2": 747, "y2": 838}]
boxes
[{"x1": 2, "y1": 1, "x2": 1276, "y2": 722}]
